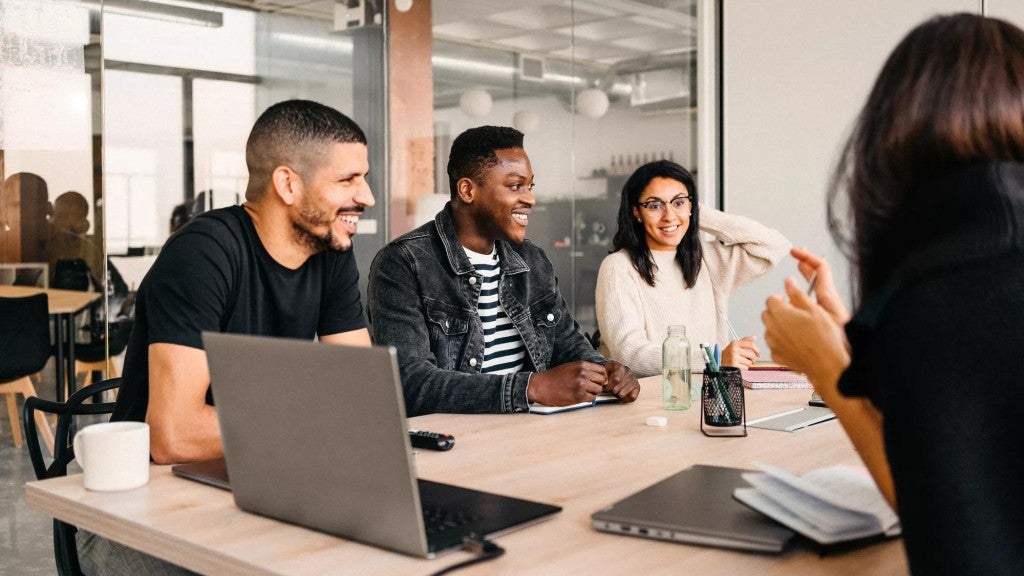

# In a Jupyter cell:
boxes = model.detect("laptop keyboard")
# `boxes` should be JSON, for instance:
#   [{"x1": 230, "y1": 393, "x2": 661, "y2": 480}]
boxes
[{"x1": 422, "y1": 505, "x2": 480, "y2": 536}]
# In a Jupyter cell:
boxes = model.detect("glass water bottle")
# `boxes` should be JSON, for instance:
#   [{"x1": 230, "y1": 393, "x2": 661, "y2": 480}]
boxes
[{"x1": 662, "y1": 325, "x2": 692, "y2": 410}]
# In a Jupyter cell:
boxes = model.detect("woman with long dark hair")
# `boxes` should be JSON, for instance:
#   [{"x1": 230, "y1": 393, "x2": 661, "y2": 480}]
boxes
[
  {"x1": 596, "y1": 160, "x2": 789, "y2": 376},
  {"x1": 763, "y1": 13, "x2": 1024, "y2": 574}
]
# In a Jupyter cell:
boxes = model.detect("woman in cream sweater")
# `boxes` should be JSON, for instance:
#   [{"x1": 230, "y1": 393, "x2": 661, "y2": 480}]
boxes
[{"x1": 596, "y1": 161, "x2": 789, "y2": 376}]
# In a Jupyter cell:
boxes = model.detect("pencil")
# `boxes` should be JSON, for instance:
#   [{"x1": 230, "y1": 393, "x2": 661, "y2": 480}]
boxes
[{"x1": 806, "y1": 272, "x2": 818, "y2": 296}]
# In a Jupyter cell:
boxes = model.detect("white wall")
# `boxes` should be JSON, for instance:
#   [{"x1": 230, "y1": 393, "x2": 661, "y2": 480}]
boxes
[
  {"x1": 721, "y1": 0, "x2": 977, "y2": 352},
  {"x1": 986, "y1": 1, "x2": 1024, "y2": 26}
]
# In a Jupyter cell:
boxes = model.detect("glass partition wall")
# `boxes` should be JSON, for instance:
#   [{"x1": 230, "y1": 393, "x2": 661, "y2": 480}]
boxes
[
  {"x1": 429, "y1": 0, "x2": 699, "y2": 337},
  {"x1": 0, "y1": 0, "x2": 700, "y2": 389},
  {"x1": 1, "y1": 0, "x2": 388, "y2": 394},
  {"x1": 1, "y1": 0, "x2": 98, "y2": 289},
  {"x1": 98, "y1": 0, "x2": 391, "y2": 368},
  {"x1": 0, "y1": 0, "x2": 102, "y2": 401}
]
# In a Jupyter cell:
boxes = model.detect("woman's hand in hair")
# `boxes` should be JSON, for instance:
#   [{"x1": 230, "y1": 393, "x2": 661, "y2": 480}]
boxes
[
  {"x1": 721, "y1": 336, "x2": 760, "y2": 369},
  {"x1": 791, "y1": 247, "x2": 850, "y2": 326},
  {"x1": 762, "y1": 277, "x2": 850, "y2": 395}
]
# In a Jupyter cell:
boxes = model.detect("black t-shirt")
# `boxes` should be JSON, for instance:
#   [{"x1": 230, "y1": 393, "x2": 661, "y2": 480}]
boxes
[{"x1": 112, "y1": 205, "x2": 366, "y2": 422}]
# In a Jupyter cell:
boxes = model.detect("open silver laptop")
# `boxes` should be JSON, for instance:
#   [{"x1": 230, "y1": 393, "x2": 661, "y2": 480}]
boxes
[{"x1": 183, "y1": 332, "x2": 560, "y2": 558}]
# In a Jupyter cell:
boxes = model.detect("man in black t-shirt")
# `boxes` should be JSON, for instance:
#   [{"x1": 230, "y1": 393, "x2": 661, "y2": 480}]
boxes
[
  {"x1": 111, "y1": 99, "x2": 375, "y2": 462},
  {"x1": 82, "y1": 101, "x2": 376, "y2": 574}
]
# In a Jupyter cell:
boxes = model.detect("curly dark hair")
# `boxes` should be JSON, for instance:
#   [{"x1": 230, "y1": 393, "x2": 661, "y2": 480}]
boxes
[
  {"x1": 447, "y1": 126, "x2": 524, "y2": 199},
  {"x1": 612, "y1": 160, "x2": 702, "y2": 288}
]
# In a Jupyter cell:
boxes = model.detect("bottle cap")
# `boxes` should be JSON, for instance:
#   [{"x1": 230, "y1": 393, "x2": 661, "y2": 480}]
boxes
[{"x1": 646, "y1": 416, "x2": 668, "y2": 427}]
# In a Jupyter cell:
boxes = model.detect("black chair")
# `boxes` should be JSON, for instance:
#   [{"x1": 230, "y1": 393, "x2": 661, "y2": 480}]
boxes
[
  {"x1": 23, "y1": 377, "x2": 121, "y2": 576},
  {"x1": 52, "y1": 259, "x2": 95, "y2": 293},
  {"x1": 0, "y1": 294, "x2": 55, "y2": 452},
  {"x1": 75, "y1": 318, "x2": 133, "y2": 388},
  {"x1": 52, "y1": 258, "x2": 135, "y2": 389}
]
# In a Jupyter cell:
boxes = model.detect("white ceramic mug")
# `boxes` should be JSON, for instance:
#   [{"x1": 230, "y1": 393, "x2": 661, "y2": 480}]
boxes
[{"x1": 73, "y1": 422, "x2": 150, "y2": 492}]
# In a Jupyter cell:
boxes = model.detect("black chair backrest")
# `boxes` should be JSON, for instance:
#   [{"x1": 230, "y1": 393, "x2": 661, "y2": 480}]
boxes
[
  {"x1": 52, "y1": 258, "x2": 93, "y2": 292},
  {"x1": 0, "y1": 294, "x2": 51, "y2": 382},
  {"x1": 23, "y1": 377, "x2": 122, "y2": 576},
  {"x1": 74, "y1": 318, "x2": 134, "y2": 364}
]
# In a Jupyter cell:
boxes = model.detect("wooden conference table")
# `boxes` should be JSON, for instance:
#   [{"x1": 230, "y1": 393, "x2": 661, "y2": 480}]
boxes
[
  {"x1": 26, "y1": 376, "x2": 908, "y2": 575},
  {"x1": 0, "y1": 285, "x2": 100, "y2": 402}
]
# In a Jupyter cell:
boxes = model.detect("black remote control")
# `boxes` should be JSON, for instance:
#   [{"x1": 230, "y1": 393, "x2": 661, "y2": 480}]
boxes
[{"x1": 408, "y1": 430, "x2": 455, "y2": 451}]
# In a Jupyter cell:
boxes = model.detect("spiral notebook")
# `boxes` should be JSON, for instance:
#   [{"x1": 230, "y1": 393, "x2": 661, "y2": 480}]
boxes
[{"x1": 742, "y1": 370, "x2": 811, "y2": 390}]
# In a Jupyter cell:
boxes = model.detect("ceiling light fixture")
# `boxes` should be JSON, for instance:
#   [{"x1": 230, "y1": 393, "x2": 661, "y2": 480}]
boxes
[
  {"x1": 576, "y1": 87, "x2": 609, "y2": 119},
  {"x1": 513, "y1": 110, "x2": 540, "y2": 134},
  {"x1": 82, "y1": 0, "x2": 223, "y2": 28},
  {"x1": 459, "y1": 88, "x2": 493, "y2": 118}
]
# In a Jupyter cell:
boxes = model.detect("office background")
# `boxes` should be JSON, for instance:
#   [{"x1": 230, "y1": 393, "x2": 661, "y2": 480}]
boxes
[{"x1": 2, "y1": 0, "x2": 1024, "y2": 387}]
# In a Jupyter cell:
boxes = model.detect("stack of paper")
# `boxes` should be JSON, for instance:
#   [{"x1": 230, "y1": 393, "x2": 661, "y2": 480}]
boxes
[{"x1": 733, "y1": 464, "x2": 900, "y2": 545}]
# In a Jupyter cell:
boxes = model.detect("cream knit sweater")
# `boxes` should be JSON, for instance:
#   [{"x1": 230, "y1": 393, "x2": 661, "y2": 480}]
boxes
[{"x1": 595, "y1": 205, "x2": 791, "y2": 376}]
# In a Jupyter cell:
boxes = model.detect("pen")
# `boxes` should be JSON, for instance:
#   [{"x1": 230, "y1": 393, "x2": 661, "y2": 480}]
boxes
[
  {"x1": 700, "y1": 344, "x2": 738, "y2": 421},
  {"x1": 806, "y1": 272, "x2": 818, "y2": 296},
  {"x1": 713, "y1": 343, "x2": 720, "y2": 365},
  {"x1": 718, "y1": 309, "x2": 741, "y2": 341},
  {"x1": 700, "y1": 343, "x2": 717, "y2": 371}
]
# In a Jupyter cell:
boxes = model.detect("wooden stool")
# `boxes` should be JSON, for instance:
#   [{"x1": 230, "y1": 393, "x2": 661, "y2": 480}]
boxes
[
  {"x1": 76, "y1": 357, "x2": 120, "y2": 390},
  {"x1": 1, "y1": 376, "x2": 55, "y2": 455}
]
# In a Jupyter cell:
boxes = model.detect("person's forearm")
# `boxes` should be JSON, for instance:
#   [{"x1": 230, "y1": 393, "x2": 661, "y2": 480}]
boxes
[
  {"x1": 148, "y1": 404, "x2": 223, "y2": 464},
  {"x1": 401, "y1": 363, "x2": 530, "y2": 415},
  {"x1": 813, "y1": 373, "x2": 896, "y2": 509},
  {"x1": 699, "y1": 205, "x2": 791, "y2": 260},
  {"x1": 604, "y1": 332, "x2": 660, "y2": 377}
]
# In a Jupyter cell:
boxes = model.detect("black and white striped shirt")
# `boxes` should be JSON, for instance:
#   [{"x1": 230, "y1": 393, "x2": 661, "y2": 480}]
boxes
[{"x1": 464, "y1": 247, "x2": 526, "y2": 375}]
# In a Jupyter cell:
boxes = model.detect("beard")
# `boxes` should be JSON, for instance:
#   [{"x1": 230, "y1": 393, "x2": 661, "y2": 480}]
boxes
[{"x1": 292, "y1": 197, "x2": 350, "y2": 253}]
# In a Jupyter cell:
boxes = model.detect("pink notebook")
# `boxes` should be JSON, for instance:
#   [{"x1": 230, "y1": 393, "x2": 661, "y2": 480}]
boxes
[{"x1": 742, "y1": 370, "x2": 812, "y2": 389}]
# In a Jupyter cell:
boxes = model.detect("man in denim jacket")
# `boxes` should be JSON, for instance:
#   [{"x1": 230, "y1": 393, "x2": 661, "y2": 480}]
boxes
[{"x1": 368, "y1": 126, "x2": 640, "y2": 415}]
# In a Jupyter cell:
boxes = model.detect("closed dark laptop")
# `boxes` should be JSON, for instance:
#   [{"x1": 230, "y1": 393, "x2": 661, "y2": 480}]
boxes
[
  {"x1": 195, "y1": 332, "x2": 560, "y2": 558},
  {"x1": 592, "y1": 464, "x2": 794, "y2": 553}
]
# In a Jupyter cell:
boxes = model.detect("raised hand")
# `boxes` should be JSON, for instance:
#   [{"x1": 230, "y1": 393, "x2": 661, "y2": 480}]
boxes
[{"x1": 791, "y1": 247, "x2": 850, "y2": 325}]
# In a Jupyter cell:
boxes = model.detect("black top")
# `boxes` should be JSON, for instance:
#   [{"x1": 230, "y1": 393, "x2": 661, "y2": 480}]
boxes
[
  {"x1": 839, "y1": 163, "x2": 1024, "y2": 575},
  {"x1": 113, "y1": 205, "x2": 365, "y2": 422}
]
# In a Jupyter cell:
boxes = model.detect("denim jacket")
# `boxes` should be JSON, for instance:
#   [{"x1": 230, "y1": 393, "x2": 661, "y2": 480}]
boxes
[{"x1": 367, "y1": 204, "x2": 606, "y2": 416}]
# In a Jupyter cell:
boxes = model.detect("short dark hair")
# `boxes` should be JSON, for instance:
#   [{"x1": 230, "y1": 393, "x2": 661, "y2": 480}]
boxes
[
  {"x1": 245, "y1": 99, "x2": 367, "y2": 201},
  {"x1": 447, "y1": 126, "x2": 524, "y2": 199},
  {"x1": 828, "y1": 13, "x2": 1024, "y2": 302},
  {"x1": 612, "y1": 160, "x2": 702, "y2": 288}
]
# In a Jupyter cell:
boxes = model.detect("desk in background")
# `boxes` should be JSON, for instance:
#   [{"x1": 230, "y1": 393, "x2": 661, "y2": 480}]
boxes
[
  {"x1": 26, "y1": 377, "x2": 908, "y2": 575},
  {"x1": 0, "y1": 285, "x2": 100, "y2": 401},
  {"x1": 0, "y1": 262, "x2": 49, "y2": 287},
  {"x1": 109, "y1": 255, "x2": 157, "y2": 292}
]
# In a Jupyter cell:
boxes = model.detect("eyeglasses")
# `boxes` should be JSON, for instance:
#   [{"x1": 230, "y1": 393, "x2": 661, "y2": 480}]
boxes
[{"x1": 636, "y1": 195, "x2": 691, "y2": 216}]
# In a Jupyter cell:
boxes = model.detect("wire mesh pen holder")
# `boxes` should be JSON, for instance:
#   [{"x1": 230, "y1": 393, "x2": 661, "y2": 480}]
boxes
[{"x1": 700, "y1": 367, "x2": 746, "y2": 437}]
